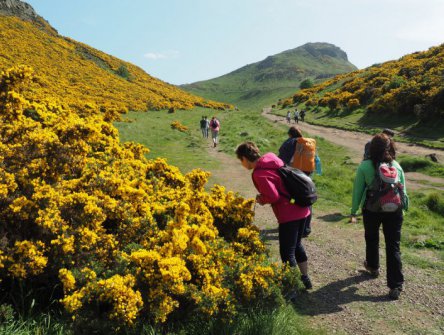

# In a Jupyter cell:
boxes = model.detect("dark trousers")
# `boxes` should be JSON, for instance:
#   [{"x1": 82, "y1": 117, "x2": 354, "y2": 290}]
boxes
[
  {"x1": 363, "y1": 210, "x2": 404, "y2": 289},
  {"x1": 278, "y1": 218, "x2": 308, "y2": 267}
]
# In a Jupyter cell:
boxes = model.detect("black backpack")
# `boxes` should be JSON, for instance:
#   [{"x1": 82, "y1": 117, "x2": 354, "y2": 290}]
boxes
[{"x1": 277, "y1": 165, "x2": 317, "y2": 207}]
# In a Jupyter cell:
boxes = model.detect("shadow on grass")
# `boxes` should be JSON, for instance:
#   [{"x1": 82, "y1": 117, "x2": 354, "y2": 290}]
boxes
[
  {"x1": 292, "y1": 273, "x2": 389, "y2": 316},
  {"x1": 318, "y1": 213, "x2": 348, "y2": 223},
  {"x1": 260, "y1": 228, "x2": 279, "y2": 241}
]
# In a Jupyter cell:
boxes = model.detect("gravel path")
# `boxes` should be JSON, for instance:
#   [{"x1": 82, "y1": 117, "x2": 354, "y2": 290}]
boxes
[{"x1": 205, "y1": 135, "x2": 444, "y2": 335}]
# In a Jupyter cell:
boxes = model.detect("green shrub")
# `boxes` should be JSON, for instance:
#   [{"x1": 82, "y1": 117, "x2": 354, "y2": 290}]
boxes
[{"x1": 425, "y1": 192, "x2": 444, "y2": 216}]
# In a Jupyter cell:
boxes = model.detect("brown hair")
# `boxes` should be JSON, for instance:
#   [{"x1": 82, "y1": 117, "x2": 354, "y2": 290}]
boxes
[
  {"x1": 288, "y1": 126, "x2": 303, "y2": 138},
  {"x1": 235, "y1": 141, "x2": 261, "y2": 162},
  {"x1": 370, "y1": 133, "x2": 396, "y2": 166}
]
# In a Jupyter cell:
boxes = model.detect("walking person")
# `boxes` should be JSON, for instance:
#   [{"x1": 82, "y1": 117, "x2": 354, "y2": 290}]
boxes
[
  {"x1": 294, "y1": 109, "x2": 300, "y2": 124},
  {"x1": 350, "y1": 133, "x2": 408, "y2": 300},
  {"x1": 280, "y1": 127, "x2": 317, "y2": 237},
  {"x1": 200, "y1": 116, "x2": 207, "y2": 138},
  {"x1": 204, "y1": 116, "x2": 210, "y2": 138},
  {"x1": 300, "y1": 110, "x2": 306, "y2": 122},
  {"x1": 236, "y1": 141, "x2": 313, "y2": 290},
  {"x1": 209, "y1": 116, "x2": 220, "y2": 147},
  {"x1": 286, "y1": 111, "x2": 291, "y2": 124}
]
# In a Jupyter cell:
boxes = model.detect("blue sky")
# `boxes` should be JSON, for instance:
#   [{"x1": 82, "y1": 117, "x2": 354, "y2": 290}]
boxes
[{"x1": 26, "y1": 0, "x2": 444, "y2": 85}]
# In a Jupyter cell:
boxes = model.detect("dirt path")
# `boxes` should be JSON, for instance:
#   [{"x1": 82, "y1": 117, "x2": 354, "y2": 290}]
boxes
[
  {"x1": 205, "y1": 142, "x2": 444, "y2": 335},
  {"x1": 262, "y1": 107, "x2": 444, "y2": 191}
]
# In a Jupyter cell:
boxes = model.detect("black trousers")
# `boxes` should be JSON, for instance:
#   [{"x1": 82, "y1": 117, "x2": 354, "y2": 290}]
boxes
[
  {"x1": 363, "y1": 210, "x2": 404, "y2": 289},
  {"x1": 278, "y1": 218, "x2": 308, "y2": 267}
]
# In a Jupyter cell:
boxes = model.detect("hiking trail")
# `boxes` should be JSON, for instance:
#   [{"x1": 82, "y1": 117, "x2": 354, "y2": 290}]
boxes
[{"x1": 204, "y1": 126, "x2": 444, "y2": 335}]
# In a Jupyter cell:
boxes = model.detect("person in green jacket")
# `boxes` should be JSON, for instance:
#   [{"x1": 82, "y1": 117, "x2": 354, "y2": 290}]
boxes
[{"x1": 350, "y1": 133, "x2": 408, "y2": 300}]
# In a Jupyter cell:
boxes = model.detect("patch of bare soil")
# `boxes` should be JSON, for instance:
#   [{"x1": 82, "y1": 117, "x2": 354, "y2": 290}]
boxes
[{"x1": 205, "y1": 140, "x2": 444, "y2": 335}]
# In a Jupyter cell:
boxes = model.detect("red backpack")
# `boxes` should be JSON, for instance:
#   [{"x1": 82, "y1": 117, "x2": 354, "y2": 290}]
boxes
[{"x1": 365, "y1": 163, "x2": 406, "y2": 212}]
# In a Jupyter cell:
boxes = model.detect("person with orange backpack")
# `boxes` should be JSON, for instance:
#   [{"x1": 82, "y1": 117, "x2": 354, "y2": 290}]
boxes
[{"x1": 278, "y1": 127, "x2": 317, "y2": 237}]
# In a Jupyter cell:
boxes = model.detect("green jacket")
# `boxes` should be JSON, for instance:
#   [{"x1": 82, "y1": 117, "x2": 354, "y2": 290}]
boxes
[{"x1": 351, "y1": 160, "x2": 409, "y2": 215}]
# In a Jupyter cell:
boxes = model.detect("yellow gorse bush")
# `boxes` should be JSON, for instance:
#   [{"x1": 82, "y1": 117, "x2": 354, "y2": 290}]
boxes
[
  {"x1": 0, "y1": 66, "x2": 290, "y2": 330},
  {"x1": 0, "y1": 16, "x2": 231, "y2": 113},
  {"x1": 292, "y1": 44, "x2": 444, "y2": 118},
  {"x1": 170, "y1": 120, "x2": 188, "y2": 132}
]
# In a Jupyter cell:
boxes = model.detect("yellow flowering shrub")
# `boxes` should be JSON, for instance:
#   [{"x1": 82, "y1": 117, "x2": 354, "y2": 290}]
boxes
[
  {"x1": 0, "y1": 16, "x2": 232, "y2": 113},
  {"x1": 170, "y1": 120, "x2": 188, "y2": 132},
  {"x1": 291, "y1": 44, "x2": 444, "y2": 118},
  {"x1": 0, "y1": 66, "x2": 292, "y2": 331}
]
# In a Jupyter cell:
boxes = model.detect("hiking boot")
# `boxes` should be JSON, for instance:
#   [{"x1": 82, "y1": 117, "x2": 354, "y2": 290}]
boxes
[
  {"x1": 389, "y1": 287, "x2": 402, "y2": 300},
  {"x1": 301, "y1": 275, "x2": 313, "y2": 290},
  {"x1": 363, "y1": 260, "x2": 379, "y2": 278}
]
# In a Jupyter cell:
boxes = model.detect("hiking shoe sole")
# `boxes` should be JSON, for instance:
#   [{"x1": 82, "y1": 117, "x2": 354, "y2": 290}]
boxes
[{"x1": 364, "y1": 260, "x2": 380, "y2": 278}]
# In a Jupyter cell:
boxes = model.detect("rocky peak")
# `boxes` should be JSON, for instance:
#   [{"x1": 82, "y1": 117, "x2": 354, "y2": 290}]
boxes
[
  {"x1": 0, "y1": 0, "x2": 38, "y2": 20},
  {"x1": 0, "y1": 0, "x2": 57, "y2": 34}
]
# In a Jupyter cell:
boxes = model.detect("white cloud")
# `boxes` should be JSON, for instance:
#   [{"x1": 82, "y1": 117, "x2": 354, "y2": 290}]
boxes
[{"x1": 143, "y1": 50, "x2": 180, "y2": 60}]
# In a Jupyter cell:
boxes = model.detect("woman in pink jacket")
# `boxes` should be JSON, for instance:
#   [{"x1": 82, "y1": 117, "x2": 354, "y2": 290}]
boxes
[
  {"x1": 236, "y1": 141, "x2": 313, "y2": 289},
  {"x1": 209, "y1": 116, "x2": 220, "y2": 147}
]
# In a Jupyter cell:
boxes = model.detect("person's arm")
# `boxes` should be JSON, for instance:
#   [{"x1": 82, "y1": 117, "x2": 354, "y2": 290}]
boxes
[
  {"x1": 351, "y1": 165, "x2": 366, "y2": 216},
  {"x1": 399, "y1": 167, "x2": 409, "y2": 211},
  {"x1": 253, "y1": 174, "x2": 280, "y2": 205}
]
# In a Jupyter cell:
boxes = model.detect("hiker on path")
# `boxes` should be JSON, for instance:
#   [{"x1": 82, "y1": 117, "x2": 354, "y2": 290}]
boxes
[
  {"x1": 236, "y1": 141, "x2": 313, "y2": 290},
  {"x1": 363, "y1": 128, "x2": 395, "y2": 160},
  {"x1": 209, "y1": 116, "x2": 220, "y2": 147},
  {"x1": 200, "y1": 116, "x2": 207, "y2": 138},
  {"x1": 279, "y1": 127, "x2": 317, "y2": 237},
  {"x1": 350, "y1": 133, "x2": 408, "y2": 300},
  {"x1": 286, "y1": 111, "x2": 291, "y2": 124},
  {"x1": 300, "y1": 110, "x2": 306, "y2": 122},
  {"x1": 294, "y1": 109, "x2": 300, "y2": 124},
  {"x1": 204, "y1": 116, "x2": 210, "y2": 138}
]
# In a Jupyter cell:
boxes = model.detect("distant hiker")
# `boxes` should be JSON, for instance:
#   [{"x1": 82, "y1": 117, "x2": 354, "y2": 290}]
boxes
[
  {"x1": 204, "y1": 116, "x2": 210, "y2": 138},
  {"x1": 200, "y1": 116, "x2": 207, "y2": 138},
  {"x1": 300, "y1": 110, "x2": 306, "y2": 122},
  {"x1": 236, "y1": 141, "x2": 313, "y2": 290},
  {"x1": 210, "y1": 116, "x2": 220, "y2": 147},
  {"x1": 350, "y1": 133, "x2": 408, "y2": 300},
  {"x1": 363, "y1": 128, "x2": 395, "y2": 160},
  {"x1": 286, "y1": 111, "x2": 291, "y2": 124},
  {"x1": 294, "y1": 109, "x2": 300, "y2": 124},
  {"x1": 278, "y1": 127, "x2": 318, "y2": 237}
]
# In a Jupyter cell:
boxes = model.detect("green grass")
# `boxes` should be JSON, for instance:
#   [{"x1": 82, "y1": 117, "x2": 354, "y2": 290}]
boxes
[
  {"x1": 116, "y1": 108, "x2": 221, "y2": 174},
  {"x1": 0, "y1": 304, "x2": 319, "y2": 335}
]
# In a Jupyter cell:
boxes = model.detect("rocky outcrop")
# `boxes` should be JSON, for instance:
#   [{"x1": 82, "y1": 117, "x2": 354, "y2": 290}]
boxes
[
  {"x1": 0, "y1": 0, "x2": 57, "y2": 34},
  {"x1": 0, "y1": 0, "x2": 38, "y2": 20}
]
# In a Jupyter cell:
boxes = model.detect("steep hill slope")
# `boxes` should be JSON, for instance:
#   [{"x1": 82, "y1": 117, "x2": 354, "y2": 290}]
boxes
[
  {"x1": 181, "y1": 43, "x2": 357, "y2": 107},
  {"x1": 288, "y1": 43, "x2": 444, "y2": 146},
  {"x1": 0, "y1": 4, "x2": 229, "y2": 112}
]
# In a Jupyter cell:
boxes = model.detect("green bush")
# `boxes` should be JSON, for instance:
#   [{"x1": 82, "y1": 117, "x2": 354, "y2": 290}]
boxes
[{"x1": 425, "y1": 192, "x2": 444, "y2": 216}]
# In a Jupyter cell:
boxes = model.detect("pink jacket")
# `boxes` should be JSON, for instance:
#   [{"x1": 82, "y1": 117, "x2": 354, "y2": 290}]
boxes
[
  {"x1": 252, "y1": 153, "x2": 310, "y2": 224},
  {"x1": 210, "y1": 119, "x2": 220, "y2": 132}
]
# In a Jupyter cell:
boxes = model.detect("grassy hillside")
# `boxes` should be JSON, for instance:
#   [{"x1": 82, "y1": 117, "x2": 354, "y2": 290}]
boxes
[
  {"x1": 0, "y1": 15, "x2": 230, "y2": 112},
  {"x1": 286, "y1": 44, "x2": 444, "y2": 148},
  {"x1": 181, "y1": 43, "x2": 357, "y2": 107}
]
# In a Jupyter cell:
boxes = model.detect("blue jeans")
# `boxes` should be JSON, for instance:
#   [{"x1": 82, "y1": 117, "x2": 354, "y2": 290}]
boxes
[
  {"x1": 278, "y1": 218, "x2": 308, "y2": 267},
  {"x1": 363, "y1": 210, "x2": 404, "y2": 289}
]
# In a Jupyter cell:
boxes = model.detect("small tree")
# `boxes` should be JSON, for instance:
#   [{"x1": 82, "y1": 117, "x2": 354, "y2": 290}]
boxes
[{"x1": 300, "y1": 79, "x2": 314, "y2": 90}]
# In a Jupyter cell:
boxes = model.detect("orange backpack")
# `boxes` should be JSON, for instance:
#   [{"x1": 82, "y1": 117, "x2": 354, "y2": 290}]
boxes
[{"x1": 291, "y1": 137, "x2": 316, "y2": 173}]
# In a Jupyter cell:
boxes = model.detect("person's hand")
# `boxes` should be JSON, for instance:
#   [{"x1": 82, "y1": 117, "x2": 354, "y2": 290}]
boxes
[
  {"x1": 349, "y1": 215, "x2": 357, "y2": 224},
  {"x1": 256, "y1": 194, "x2": 265, "y2": 206}
]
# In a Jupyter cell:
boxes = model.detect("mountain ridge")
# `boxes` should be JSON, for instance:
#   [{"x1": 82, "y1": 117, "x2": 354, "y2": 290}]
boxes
[{"x1": 181, "y1": 42, "x2": 357, "y2": 106}]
